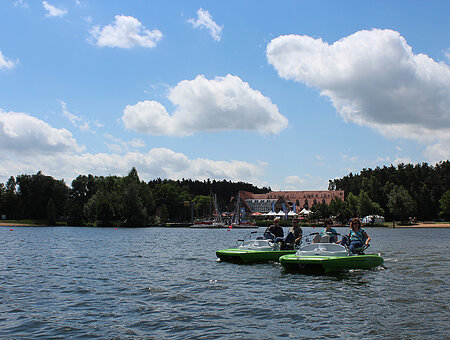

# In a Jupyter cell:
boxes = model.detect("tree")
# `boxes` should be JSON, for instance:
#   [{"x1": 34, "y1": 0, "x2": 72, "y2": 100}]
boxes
[
  {"x1": 328, "y1": 196, "x2": 351, "y2": 223},
  {"x1": 15, "y1": 172, "x2": 68, "y2": 220},
  {"x1": 121, "y1": 171, "x2": 148, "y2": 227},
  {"x1": 346, "y1": 192, "x2": 360, "y2": 217},
  {"x1": 192, "y1": 195, "x2": 212, "y2": 218},
  {"x1": 311, "y1": 202, "x2": 330, "y2": 220},
  {"x1": 153, "y1": 181, "x2": 190, "y2": 221},
  {"x1": 357, "y1": 191, "x2": 384, "y2": 217},
  {"x1": 2, "y1": 176, "x2": 18, "y2": 219},
  {"x1": 439, "y1": 190, "x2": 450, "y2": 219},
  {"x1": 387, "y1": 185, "x2": 415, "y2": 222},
  {"x1": 47, "y1": 198, "x2": 56, "y2": 226}
]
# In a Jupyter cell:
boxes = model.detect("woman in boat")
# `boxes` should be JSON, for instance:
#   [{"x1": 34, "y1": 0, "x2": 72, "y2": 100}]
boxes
[
  {"x1": 319, "y1": 220, "x2": 339, "y2": 243},
  {"x1": 342, "y1": 218, "x2": 371, "y2": 254},
  {"x1": 264, "y1": 217, "x2": 284, "y2": 241}
]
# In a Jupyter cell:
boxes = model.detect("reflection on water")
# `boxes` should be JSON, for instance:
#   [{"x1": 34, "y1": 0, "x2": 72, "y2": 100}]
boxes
[{"x1": 0, "y1": 226, "x2": 448, "y2": 338}]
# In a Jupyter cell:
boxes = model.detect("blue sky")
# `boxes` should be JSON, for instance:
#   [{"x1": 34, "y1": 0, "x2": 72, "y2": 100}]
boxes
[{"x1": 1, "y1": 1, "x2": 449, "y2": 190}]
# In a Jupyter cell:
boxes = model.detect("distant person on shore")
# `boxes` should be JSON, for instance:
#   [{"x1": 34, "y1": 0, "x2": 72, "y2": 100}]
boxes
[
  {"x1": 341, "y1": 218, "x2": 371, "y2": 254},
  {"x1": 264, "y1": 217, "x2": 284, "y2": 241}
]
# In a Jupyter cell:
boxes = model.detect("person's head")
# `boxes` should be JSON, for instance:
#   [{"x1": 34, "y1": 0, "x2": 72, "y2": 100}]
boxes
[
  {"x1": 324, "y1": 219, "x2": 332, "y2": 230},
  {"x1": 274, "y1": 217, "x2": 280, "y2": 224},
  {"x1": 350, "y1": 218, "x2": 361, "y2": 230}
]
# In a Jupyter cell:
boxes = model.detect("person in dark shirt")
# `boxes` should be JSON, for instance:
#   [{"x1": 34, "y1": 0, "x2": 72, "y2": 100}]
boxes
[{"x1": 264, "y1": 217, "x2": 284, "y2": 240}]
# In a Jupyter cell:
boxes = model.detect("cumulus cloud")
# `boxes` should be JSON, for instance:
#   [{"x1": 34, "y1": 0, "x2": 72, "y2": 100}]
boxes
[
  {"x1": 0, "y1": 110, "x2": 265, "y2": 185},
  {"x1": 0, "y1": 50, "x2": 17, "y2": 70},
  {"x1": 267, "y1": 29, "x2": 450, "y2": 160},
  {"x1": 0, "y1": 109, "x2": 83, "y2": 154},
  {"x1": 122, "y1": 74, "x2": 288, "y2": 136},
  {"x1": 0, "y1": 147, "x2": 264, "y2": 186},
  {"x1": 42, "y1": 1, "x2": 67, "y2": 17},
  {"x1": 104, "y1": 133, "x2": 146, "y2": 153},
  {"x1": 90, "y1": 15, "x2": 163, "y2": 48},
  {"x1": 188, "y1": 8, "x2": 223, "y2": 41}
]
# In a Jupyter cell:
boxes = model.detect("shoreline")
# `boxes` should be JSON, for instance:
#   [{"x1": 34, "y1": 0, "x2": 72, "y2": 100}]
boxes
[
  {"x1": 393, "y1": 223, "x2": 450, "y2": 228},
  {"x1": 1, "y1": 222, "x2": 450, "y2": 228}
]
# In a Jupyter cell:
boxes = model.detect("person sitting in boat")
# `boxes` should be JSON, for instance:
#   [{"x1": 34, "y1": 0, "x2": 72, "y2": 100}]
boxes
[
  {"x1": 341, "y1": 218, "x2": 371, "y2": 254},
  {"x1": 264, "y1": 217, "x2": 284, "y2": 241},
  {"x1": 279, "y1": 217, "x2": 303, "y2": 249},
  {"x1": 313, "y1": 220, "x2": 338, "y2": 243}
]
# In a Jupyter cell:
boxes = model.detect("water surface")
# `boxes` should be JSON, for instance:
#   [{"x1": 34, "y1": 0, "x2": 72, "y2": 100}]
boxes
[{"x1": 1, "y1": 226, "x2": 448, "y2": 339}]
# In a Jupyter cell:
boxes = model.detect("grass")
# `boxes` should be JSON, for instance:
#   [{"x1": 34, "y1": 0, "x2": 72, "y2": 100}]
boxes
[{"x1": 0, "y1": 219, "x2": 68, "y2": 226}]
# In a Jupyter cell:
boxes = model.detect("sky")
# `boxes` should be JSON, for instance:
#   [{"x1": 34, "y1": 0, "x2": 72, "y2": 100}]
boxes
[{"x1": 0, "y1": 1, "x2": 449, "y2": 190}]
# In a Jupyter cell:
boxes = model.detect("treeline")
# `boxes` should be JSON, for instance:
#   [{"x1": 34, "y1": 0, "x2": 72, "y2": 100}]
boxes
[
  {"x1": 327, "y1": 161, "x2": 450, "y2": 221},
  {"x1": 0, "y1": 168, "x2": 269, "y2": 226}
]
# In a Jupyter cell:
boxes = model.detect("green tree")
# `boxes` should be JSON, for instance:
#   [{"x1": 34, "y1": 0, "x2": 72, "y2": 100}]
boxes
[
  {"x1": 121, "y1": 168, "x2": 149, "y2": 227},
  {"x1": 439, "y1": 190, "x2": 450, "y2": 219},
  {"x1": 387, "y1": 185, "x2": 415, "y2": 222},
  {"x1": 346, "y1": 192, "x2": 360, "y2": 217},
  {"x1": 311, "y1": 202, "x2": 330, "y2": 220},
  {"x1": 47, "y1": 198, "x2": 56, "y2": 226},
  {"x1": 358, "y1": 191, "x2": 384, "y2": 217},
  {"x1": 153, "y1": 180, "x2": 190, "y2": 221},
  {"x1": 3, "y1": 176, "x2": 18, "y2": 219},
  {"x1": 16, "y1": 172, "x2": 68, "y2": 220},
  {"x1": 328, "y1": 196, "x2": 351, "y2": 223},
  {"x1": 67, "y1": 174, "x2": 99, "y2": 225},
  {"x1": 192, "y1": 195, "x2": 212, "y2": 218}
]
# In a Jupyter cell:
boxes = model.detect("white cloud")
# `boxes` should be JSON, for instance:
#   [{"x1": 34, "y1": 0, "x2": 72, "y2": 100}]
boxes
[
  {"x1": 0, "y1": 50, "x2": 17, "y2": 70},
  {"x1": 104, "y1": 133, "x2": 146, "y2": 153},
  {"x1": 14, "y1": 0, "x2": 28, "y2": 8},
  {"x1": 283, "y1": 174, "x2": 328, "y2": 191},
  {"x1": 0, "y1": 110, "x2": 265, "y2": 185},
  {"x1": 267, "y1": 29, "x2": 450, "y2": 161},
  {"x1": 0, "y1": 147, "x2": 265, "y2": 186},
  {"x1": 59, "y1": 100, "x2": 92, "y2": 132},
  {"x1": 90, "y1": 15, "x2": 163, "y2": 48},
  {"x1": 0, "y1": 109, "x2": 83, "y2": 154},
  {"x1": 42, "y1": 1, "x2": 67, "y2": 17},
  {"x1": 188, "y1": 8, "x2": 223, "y2": 42},
  {"x1": 122, "y1": 74, "x2": 288, "y2": 136}
]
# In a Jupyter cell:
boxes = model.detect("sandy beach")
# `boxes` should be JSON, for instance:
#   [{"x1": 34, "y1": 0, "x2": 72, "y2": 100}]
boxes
[{"x1": 395, "y1": 222, "x2": 450, "y2": 228}]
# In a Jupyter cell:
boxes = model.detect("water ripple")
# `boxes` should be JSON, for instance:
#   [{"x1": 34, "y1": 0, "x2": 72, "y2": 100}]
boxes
[{"x1": 0, "y1": 226, "x2": 449, "y2": 338}]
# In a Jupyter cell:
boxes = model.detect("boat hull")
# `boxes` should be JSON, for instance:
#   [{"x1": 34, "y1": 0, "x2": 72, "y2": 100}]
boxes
[
  {"x1": 279, "y1": 254, "x2": 384, "y2": 274},
  {"x1": 216, "y1": 248, "x2": 296, "y2": 264}
]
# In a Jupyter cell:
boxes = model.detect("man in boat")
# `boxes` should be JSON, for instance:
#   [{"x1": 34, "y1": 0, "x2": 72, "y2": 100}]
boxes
[
  {"x1": 279, "y1": 217, "x2": 303, "y2": 249},
  {"x1": 264, "y1": 217, "x2": 284, "y2": 241}
]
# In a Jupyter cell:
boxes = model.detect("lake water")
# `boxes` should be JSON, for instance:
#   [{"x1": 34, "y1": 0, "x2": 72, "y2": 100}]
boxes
[{"x1": 1, "y1": 226, "x2": 449, "y2": 339}]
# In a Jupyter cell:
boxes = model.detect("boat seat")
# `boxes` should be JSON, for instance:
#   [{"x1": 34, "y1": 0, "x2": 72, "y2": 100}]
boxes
[
  {"x1": 312, "y1": 234, "x2": 321, "y2": 243},
  {"x1": 320, "y1": 235, "x2": 331, "y2": 243}
]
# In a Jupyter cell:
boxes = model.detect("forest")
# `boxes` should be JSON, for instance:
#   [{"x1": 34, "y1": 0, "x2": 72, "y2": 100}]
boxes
[
  {"x1": 0, "y1": 161, "x2": 449, "y2": 226},
  {"x1": 0, "y1": 168, "x2": 269, "y2": 227},
  {"x1": 327, "y1": 161, "x2": 450, "y2": 222}
]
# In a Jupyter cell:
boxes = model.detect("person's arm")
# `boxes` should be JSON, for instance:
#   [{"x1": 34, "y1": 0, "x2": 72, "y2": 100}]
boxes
[
  {"x1": 364, "y1": 232, "x2": 371, "y2": 246},
  {"x1": 295, "y1": 230, "x2": 303, "y2": 244}
]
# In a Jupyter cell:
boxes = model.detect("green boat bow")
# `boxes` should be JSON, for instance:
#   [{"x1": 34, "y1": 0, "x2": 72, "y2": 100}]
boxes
[{"x1": 279, "y1": 243, "x2": 384, "y2": 273}]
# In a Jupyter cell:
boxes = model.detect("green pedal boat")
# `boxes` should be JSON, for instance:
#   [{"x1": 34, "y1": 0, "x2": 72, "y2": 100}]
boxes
[
  {"x1": 279, "y1": 242, "x2": 384, "y2": 274},
  {"x1": 216, "y1": 231, "x2": 297, "y2": 264}
]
